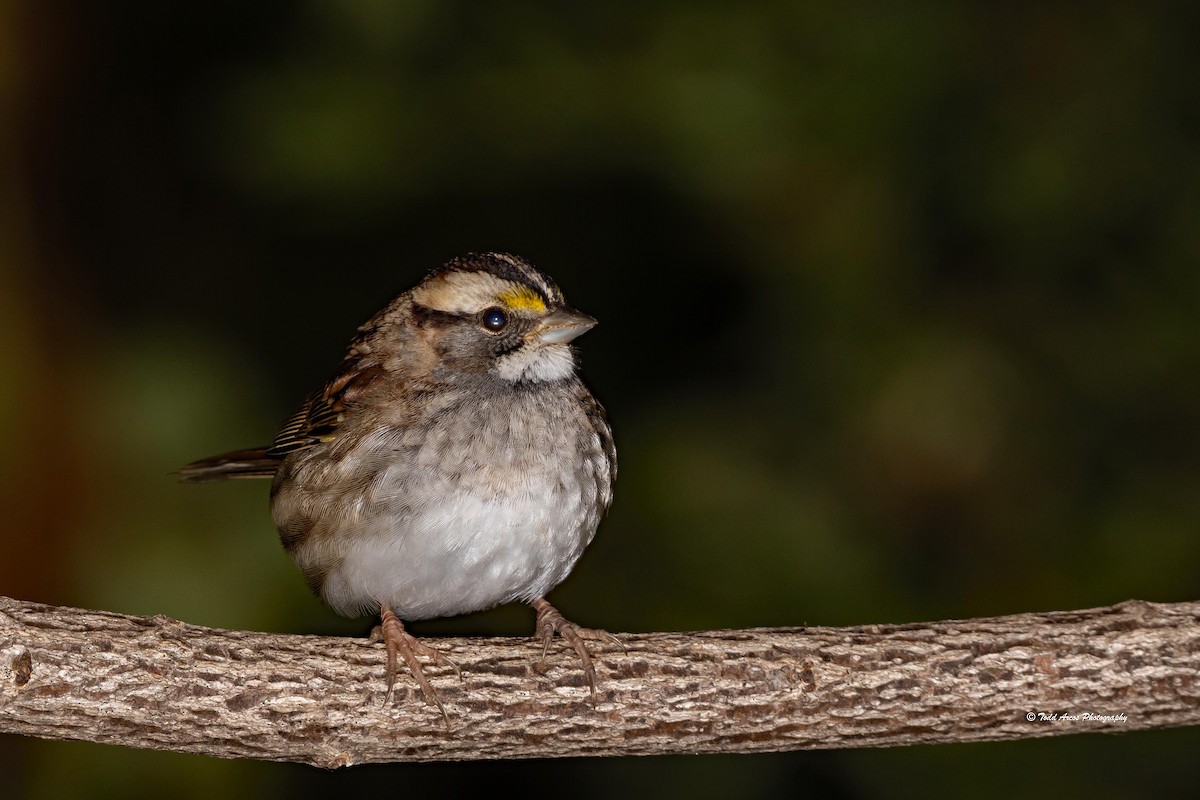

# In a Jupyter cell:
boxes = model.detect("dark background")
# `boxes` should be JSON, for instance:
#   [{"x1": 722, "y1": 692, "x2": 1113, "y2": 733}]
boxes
[{"x1": 2, "y1": 2, "x2": 1198, "y2": 797}]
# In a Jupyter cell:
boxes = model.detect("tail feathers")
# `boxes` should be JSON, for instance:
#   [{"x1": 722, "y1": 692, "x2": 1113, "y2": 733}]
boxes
[{"x1": 179, "y1": 447, "x2": 279, "y2": 482}]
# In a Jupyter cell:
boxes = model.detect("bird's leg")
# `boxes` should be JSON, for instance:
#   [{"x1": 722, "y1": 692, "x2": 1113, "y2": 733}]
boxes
[
  {"x1": 371, "y1": 604, "x2": 457, "y2": 722},
  {"x1": 531, "y1": 597, "x2": 621, "y2": 695}
]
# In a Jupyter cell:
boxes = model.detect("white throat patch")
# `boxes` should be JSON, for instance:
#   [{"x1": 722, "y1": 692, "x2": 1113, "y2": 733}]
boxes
[{"x1": 494, "y1": 343, "x2": 576, "y2": 383}]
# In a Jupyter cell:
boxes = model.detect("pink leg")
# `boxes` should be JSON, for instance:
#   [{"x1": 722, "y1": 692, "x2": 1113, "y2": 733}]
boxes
[
  {"x1": 372, "y1": 604, "x2": 458, "y2": 723},
  {"x1": 531, "y1": 597, "x2": 621, "y2": 695}
]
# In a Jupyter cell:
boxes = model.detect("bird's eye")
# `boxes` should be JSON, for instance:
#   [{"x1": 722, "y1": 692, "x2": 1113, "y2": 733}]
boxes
[{"x1": 482, "y1": 307, "x2": 508, "y2": 332}]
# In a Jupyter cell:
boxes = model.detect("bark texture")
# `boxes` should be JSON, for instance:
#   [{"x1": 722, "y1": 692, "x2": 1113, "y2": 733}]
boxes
[{"x1": 1, "y1": 596, "x2": 1197, "y2": 767}]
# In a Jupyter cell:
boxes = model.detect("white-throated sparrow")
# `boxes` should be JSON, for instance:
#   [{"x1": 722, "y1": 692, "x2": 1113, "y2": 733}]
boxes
[{"x1": 182, "y1": 252, "x2": 617, "y2": 716}]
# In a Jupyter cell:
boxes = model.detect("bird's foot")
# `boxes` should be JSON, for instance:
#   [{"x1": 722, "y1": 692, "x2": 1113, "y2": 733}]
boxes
[
  {"x1": 372, "y1": 605, "x2": 458, "y2": 724},
  {"x1": 531, "y1": 597, "x2": 621, "y2": 696}
]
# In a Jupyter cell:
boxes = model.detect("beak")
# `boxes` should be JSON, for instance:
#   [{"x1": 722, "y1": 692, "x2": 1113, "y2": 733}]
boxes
[{"x1": 532, "y1": 309, "x2": 598, "y2": 344}]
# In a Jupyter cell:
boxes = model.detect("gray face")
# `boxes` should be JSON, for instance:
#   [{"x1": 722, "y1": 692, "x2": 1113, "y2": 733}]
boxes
[
  {"x1": 426, "y1": 306, "x2": 541, "y2": 377},
  {"x1": 406, "y1": 254, "x2": 594, "y2": 386}
]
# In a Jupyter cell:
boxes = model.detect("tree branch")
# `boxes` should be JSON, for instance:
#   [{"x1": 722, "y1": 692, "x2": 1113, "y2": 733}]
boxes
[{"x1": 1, "y1": 595, "x2": 1196, "y2": 767}]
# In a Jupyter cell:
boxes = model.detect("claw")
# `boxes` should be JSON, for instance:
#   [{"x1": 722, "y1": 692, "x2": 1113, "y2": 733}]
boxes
[
  {"x1": 378, "y1": 605, "x2": 452, "y2": 726},
  {"x1": 599, "y1": 630, "x2": 627, "y2": 653},
  {"x1": 531, "y1": 598, "x2": 616, "y2": 696}
]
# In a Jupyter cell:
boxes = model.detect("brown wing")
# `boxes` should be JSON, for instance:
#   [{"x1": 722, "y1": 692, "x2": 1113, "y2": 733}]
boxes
[
  {"x1": 266, "y1": 361, "x2": 385, "y2": 457},
  {"x1": 178, "y1": 370, "x2": 363, "y2": 481}
]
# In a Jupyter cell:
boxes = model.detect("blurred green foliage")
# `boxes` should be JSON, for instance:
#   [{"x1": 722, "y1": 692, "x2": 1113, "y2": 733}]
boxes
[{"x1": 2, "y1": 1, "x2": 1198, "y2": 798}]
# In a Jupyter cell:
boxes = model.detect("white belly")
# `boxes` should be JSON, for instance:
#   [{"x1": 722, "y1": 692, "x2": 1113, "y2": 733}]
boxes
[{"x1": 318, "y1": 463, "x2": 599, "y2": 619}]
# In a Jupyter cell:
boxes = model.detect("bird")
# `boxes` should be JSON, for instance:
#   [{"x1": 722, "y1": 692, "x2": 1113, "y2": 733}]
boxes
[{"x1": 181, "y1": 252, "x2": 617, "y2": 717}]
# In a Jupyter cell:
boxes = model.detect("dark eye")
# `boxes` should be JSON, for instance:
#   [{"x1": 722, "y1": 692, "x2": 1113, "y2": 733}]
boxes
[{"x1": 482, "y1": 307, "x2": 508, "y2": 332}]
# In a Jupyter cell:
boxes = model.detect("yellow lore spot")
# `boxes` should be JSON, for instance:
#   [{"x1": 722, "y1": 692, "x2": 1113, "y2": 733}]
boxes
[{"x1": 497, "y1": 286, "x2": 547, "y2": 313}]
